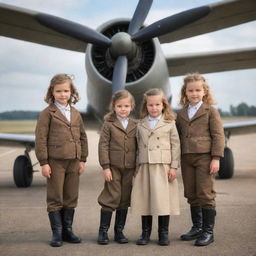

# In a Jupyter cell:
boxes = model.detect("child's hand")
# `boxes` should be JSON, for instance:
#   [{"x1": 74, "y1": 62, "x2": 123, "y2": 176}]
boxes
[
  {"x1": 103, "y1": 168, "x2": 112, "y2": 182},
  {"x1": 41, "y1": 164, "x2": 51, "y2": 178},
  {"x1": 168, "y1": 168, "x2": 177, "y2": 182},
  {"x1": 78, "y1": 162, "x2": 86, "y2": 175},
  {"x1": 210, "y1": 159, "x2": 220, "y2": 174}
]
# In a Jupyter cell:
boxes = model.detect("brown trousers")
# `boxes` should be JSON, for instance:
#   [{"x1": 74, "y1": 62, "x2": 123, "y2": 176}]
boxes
[
  {"x1": 181, "y1": 153, "x2": 216, "y2": 209},
  {"x1": 98, "y1": 166, "x2": 135, "y2": 212},
  {"x1": 47, "y1": 158, "x2": 80, "y2": 212}
]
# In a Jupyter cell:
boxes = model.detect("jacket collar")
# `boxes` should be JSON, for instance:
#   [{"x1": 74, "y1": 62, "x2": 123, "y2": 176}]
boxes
[
  {"x1": 108, "y1": 114, "x2": 136, "y2": 134},
  {"x1": 179, "y1": 103, "x2": 210, "y2": 122},
  {"x1": 48, "y1": 103, "x2": 72, "y2": 126},
  {"x1": 191, "y1": 103, "x2": 210, "y2": 121},
  {"x1": 140, "y1": 115, "x2": 171, "y2": 131}
]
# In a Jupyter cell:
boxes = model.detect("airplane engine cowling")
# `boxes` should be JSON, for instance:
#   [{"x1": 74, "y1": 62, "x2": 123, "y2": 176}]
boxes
[{"x1": 85, "y1": 19, "x2": 171, "y2": 119}]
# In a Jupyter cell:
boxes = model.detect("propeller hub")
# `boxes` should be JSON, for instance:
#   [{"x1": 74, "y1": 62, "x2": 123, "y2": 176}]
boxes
[{"x1": 110, "y1": 32, "x2": 134, "y2": 58}]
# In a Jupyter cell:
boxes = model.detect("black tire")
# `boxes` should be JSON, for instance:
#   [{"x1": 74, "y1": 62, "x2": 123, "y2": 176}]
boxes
[
  {"x1": 218, "y1": 147, "x2": 234, "y2": 179},
  {"x1": 13, "y1": 155, "x2": 33, "y2": 187}
]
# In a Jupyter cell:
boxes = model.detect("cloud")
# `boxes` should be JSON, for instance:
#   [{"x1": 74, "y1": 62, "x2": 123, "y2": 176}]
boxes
[{"x1": 0, "y1": 0, "x2": 255, "y2": 113}]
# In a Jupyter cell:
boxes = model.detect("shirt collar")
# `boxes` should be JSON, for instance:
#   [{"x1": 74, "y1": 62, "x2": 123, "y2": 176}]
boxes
[
  {"x1": 148, "y1": 114, "x2": 162, "y2": 121},
  {"x1": 55, "y1": 101, "x2": 70, "y2": 111},
  {"x1": 116, "y1": 115, "x2": 129, "y2": 122},
  {"x1": 188, "y1": 101, "x2": 203, "y2": 110}
]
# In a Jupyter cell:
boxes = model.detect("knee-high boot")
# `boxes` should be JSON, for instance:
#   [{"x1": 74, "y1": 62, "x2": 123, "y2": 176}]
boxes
[
  {"x1": 180, "y1": 206, "x2": 202, "y2": 240},
  {"x1": 136, "y1": 216, "x2": 152, "y2": 245},
  {"x1": 48, "y1": 211, "x2": 63, "y2": 247},
  {"x1": 195, "y1": 208, "x2": 216, "y2": 246},
  {"x1": 158, "y1": 215, "x2": 170, "y2": 246},
  {"x1": 62, "y1": 208, "x2": 81, "y2": 243},
  {"x1": 114, "y1": 209, "x2": 128, "y2": 243},
  {"x1": 97, "y1": 210, "x2": 112, "y2": 245}
]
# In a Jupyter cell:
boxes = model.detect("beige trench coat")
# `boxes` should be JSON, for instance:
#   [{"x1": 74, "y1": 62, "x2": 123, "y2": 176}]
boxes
[{"x1": 131, "y1": 116, "x2": 180, "y2": 216}]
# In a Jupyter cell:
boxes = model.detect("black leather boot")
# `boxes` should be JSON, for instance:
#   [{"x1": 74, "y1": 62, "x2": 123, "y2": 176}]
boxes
[
  {"x1": 158, "y1": 215, "x2": 170, "y2": 246},
  {"x1": 180, "y1": 206, "x2": 202, "y2": 241},
  {"x1": 97, "y1": 210, "x2": 112, "y2": 245},
  {"x1": 195, "y1": 208, "x2": 216, "y2": 246},
  {"x1": 62, "y1": 208, "x2": 81, "y2": 243},
  {"x1": 114, "y1": 209, "x2": 128, "y2": 243},
  {"x1": 136, "y1": 216, "x2": 152, "y2": 245},
  {"x1": 48, "y1": 211, "x2": 63, "y2": 247}
]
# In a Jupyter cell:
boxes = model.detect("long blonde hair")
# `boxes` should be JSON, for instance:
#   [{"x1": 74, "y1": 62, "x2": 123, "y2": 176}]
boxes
[
  {"x1": 44, "y1": 74, "x2": 80, "y2": 104},
  {"x1": 140, "y1": 88, "x2": 175, "y2": 120},
  {"x1": 104, "y1": 90, "x2": 135, "y2": 120},
  {"x1": 179, "y1": 73, "x2": 216, "y2": 107}
]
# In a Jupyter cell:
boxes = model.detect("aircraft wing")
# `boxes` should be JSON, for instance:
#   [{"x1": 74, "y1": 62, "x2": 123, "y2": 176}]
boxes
[
  {"x1": 166, "y1": 47, "x2": 256, "y2": 76},
  {"x1": 223, "y1": 120, "x2": 256, "y2": 137},
  {"x1": 1, "y1": 120, "x2": 256, "y2": 147},
  {"x1": 0, "y1": 111, "x2": 100, "y2": 148},
  {"x1": 159, "y1": 0, "x2": 256, "y2": 44},
  {"x1": 0, "y1": 133, "x2": 35, "y2": 148},
  {"x1": 0, "y1": 3, "x2": 86, "y2": 52}
]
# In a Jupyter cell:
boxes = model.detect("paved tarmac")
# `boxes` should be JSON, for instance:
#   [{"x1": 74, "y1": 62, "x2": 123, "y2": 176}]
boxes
[{"x1": 0, "y1": 131, "x2": 256, "y2": 256}]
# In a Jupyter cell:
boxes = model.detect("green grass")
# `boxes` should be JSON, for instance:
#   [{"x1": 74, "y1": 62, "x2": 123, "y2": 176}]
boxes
[
  {"x1": 0, "y1": 120, "x2": 37, "y2": 134},
  {"x1": 0, "y1": 117, "x2": 255, "y2": 134},
  {"x1": 221, "y1": 116, "x2": 256, "y2": 123}
]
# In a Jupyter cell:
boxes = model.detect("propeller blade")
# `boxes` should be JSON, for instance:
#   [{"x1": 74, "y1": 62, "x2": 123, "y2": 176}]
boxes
[
  {"x1": 112, "y1": 56, "x2": 128, "y2": 93},
  {"x1": 128, "y1": 0, "x2": 153, "y2": 35},
  {"x1": 36, "y1": 13, "x2": 111, "y2": 47},
  {"x1": 132, "y1": 6, "x2": 211, "y2": 42}
]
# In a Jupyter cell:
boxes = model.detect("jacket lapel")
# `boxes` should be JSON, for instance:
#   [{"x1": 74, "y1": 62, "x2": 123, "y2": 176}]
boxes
[
  {"x1": 140, "y1": 117, "x2": 151, "y2": 131},
  {"x1": 70, "y1": 107, "x2": 78, "y2": 126},
  {"x1": 179, "y1": 107, "x2": 190, "y2": 122},
  {"x1": 190, "y1": 103, "x2": 209, "y2": 122},
  {"x1": 126, "y1": 119, "x2": 136, "y2": 134},
  {"x1": 49, "y1": 103, "x2": 70, "y2": 126},
  {"x1": 112, "y1": 118, "x2": 126, "y2": 132},
  {"x1": 153, "y1": 116, "x2": 168, "y2": 131}
]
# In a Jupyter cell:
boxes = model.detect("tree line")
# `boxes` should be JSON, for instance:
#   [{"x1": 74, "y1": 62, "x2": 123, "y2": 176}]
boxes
[
  {"x1": 0, "y1": 111, "x2": 39, "y2": 120},
  {"x1": 218, "y1": 102, "x2": 256, "y2": 117},
  {"x1": 0, "y1": 103, "x2": 255, "y2": 120}
]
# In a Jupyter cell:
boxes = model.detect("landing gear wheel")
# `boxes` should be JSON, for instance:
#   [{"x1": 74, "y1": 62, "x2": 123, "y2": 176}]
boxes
[
  {"x1": 13, "y1": 155, "x2": 33, "y2": 187},
  {"x1": 218, "y1": 147, "x2": 234, "y2": 179}
]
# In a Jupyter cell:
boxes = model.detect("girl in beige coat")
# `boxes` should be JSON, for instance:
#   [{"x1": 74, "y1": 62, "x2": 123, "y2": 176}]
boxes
[{"x1": 131, "y1": 88, "x2": 180, "y2": 246}]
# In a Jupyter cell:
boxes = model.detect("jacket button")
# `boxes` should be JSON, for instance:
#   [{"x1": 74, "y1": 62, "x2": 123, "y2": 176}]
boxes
[{"x1": 157, "y1": 137, "x2": 159, "y2": 140}]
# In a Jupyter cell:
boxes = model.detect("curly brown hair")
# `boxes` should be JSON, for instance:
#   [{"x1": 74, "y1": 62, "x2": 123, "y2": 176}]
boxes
[
  {"x1": 44, "y1": 74, "x2": 80, "y2": 105},
  {"x1": 179, "y1": 73, "x2": 216, "y2": 107},
  {"x1": 104, "y1": 90, "x2": 135, "y2": 120},
  {"x1": 140, "y1": 88, "x2": 175, "y2": 120}
]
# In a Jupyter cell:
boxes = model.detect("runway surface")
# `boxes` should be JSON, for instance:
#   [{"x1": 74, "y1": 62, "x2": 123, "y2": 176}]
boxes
[{"x1": 0, "y1": 131, "x2": 256, "y2": 256}]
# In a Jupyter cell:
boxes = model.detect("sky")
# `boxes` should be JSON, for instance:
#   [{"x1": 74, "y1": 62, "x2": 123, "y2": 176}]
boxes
[{"x1": 0, "y1": 0, "x2": 255, "y2": 113}]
